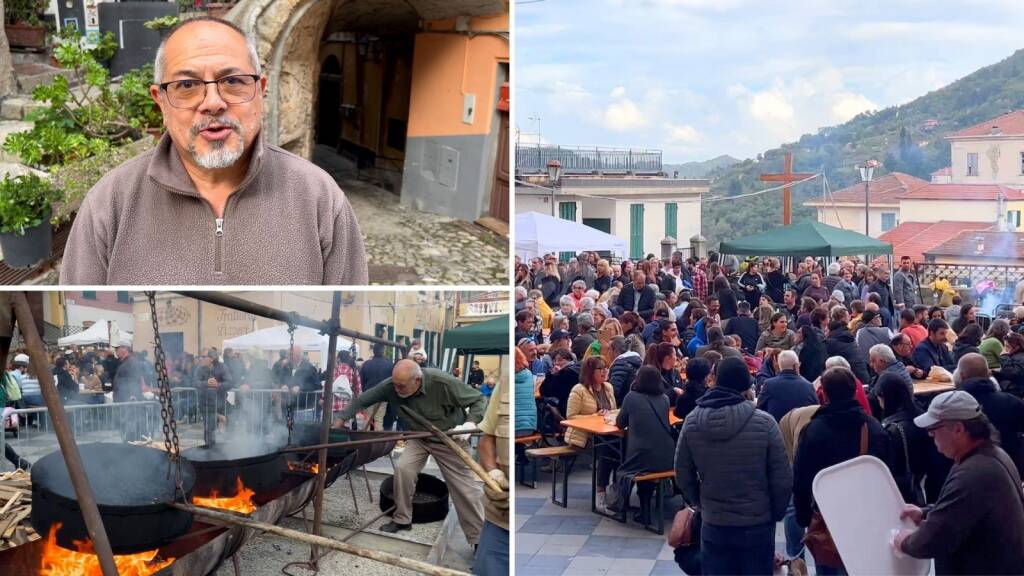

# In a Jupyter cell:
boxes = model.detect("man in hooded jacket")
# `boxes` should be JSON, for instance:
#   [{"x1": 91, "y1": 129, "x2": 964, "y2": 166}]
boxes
[{"x1": 675, "y1": 357, "x2": 791, "y2": 575}]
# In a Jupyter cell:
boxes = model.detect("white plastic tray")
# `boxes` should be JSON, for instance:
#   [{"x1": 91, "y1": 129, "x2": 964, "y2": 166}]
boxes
[{"x1": 812, "y1": 455, "x2": 931, "y2": 575}]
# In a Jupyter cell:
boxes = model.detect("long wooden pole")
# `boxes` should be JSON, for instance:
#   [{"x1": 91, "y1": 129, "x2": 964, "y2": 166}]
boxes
[
  {"x1": 311, "y1": 291, "x2": 341, "y2": 567},
  {"x1": 12, "y1": 293, "x2": 120, "y2": 576},
  {"x1": 398, "y1": 406, "x2": 502, "y2": 492},
  {"x1": 277, "y1": 430, "x2": 484, "y2": 454},
  {"x1": 171, "y1": 503, "x2": 469, "y2": 576}
]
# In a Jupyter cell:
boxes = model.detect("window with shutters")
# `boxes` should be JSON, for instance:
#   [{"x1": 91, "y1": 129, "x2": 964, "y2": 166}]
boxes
[
  {"x1": 559, "y1": 202, "x2": 577, "y2": 262},
  {"x1": 665, "y1": 203, "x2": 678, "y2": 239},
  {"x1": 630, "y1": 204, "x2": 644, "y2": 259}
]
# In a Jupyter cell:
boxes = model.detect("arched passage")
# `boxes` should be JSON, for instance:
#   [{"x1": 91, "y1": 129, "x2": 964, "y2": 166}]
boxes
[{"x1": 316, "y1": 55, "x2": 342, "y2": 147}]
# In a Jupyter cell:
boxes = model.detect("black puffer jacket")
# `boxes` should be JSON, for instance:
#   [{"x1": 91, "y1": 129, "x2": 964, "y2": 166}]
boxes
[
  {"x1": 825, "y1": 323, "x2": 871, "y2": 384},
  {"x1": 793, "y1": 399, "x2": 891, "y2": 526},
  {"x1": 608, "y1": 352, "x2": 643, "y2": 406},
  {"x1": 952, "y1": 341, "x2": 979, "y2": 365},
  {"x1": 675, "y1": 387, "x2": 792, "y2": 527},
  {"x1": 960, "y1": 377, "x2": 1024, "y2": 476},
  {"x1": 998, "y1": 351, "x2": 1024, "y2": 398}
]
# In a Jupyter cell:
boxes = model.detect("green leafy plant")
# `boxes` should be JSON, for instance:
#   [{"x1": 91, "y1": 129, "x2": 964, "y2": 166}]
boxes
[
  {"x1": 144, "y1": 15, "x2": 180, "y2": 31},
  {"x1": 0, "y1": 173, "x2": 61, "y2": 235},
  {"x1": 50, "y1": 137, "x2": 156, "y2": 223},
  {"x1": 3, "y1": 30, "x2": 163, "y2": 168},
  {"x1": 4, "y1": 0, "x2": 48, "y2": 27}
]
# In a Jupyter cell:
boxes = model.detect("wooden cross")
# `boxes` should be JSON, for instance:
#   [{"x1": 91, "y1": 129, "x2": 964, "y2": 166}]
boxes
[{"x1": 760, "y1": 152, "x2": 815, "y2": 226}]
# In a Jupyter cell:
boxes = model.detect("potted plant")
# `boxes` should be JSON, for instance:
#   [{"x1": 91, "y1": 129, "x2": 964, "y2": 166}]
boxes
[
  {"x1": 143, "y1": 15, "x2": 180, "y2": 40},
  {"x1": 4, "y1": 0, "x2": 48, "y2": 49},
  {"x1": 0, "y1": 172, "x2": 61, "y2": 268}
]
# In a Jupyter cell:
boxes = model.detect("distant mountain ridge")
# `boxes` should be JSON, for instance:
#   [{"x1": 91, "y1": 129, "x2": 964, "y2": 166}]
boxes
[
  {"x1": 664, "y1": 155, "x2": 741, "y2": 178},
  {"x1": 702, "y1": 47, "x2": 1024, "y2": 248}
]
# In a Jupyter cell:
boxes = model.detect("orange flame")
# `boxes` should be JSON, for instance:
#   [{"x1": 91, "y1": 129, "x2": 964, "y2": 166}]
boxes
[
  {"x1": 286, "y1": 461, "x2": 319, "y2": 474},
  {"x1": 192, "y1": 477, "x2": 257, "y2": 514},
  {"x1": 39, "y1": 522, "x2": 174, "y2": 576}
]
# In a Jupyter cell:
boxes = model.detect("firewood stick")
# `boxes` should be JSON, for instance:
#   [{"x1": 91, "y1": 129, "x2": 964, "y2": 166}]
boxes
[
  {"x1": 170, "y1": 502, "x2": 469, "y2": 576},
  {"x1": 0, "y1": 492, "x2": 20, "y2": 517},
  {"x1": 398, "y1": 406, "x2": 502, "y2": 493}
]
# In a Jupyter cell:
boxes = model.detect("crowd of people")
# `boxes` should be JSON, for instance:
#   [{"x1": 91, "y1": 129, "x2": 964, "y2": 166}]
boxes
[{"x1": 514, "y1": 250, "x2": 1024, "y2": 575}]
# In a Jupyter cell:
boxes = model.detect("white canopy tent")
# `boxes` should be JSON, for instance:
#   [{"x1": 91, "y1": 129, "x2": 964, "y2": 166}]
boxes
[
  {"x1": 222, "y1": 324, "x2": 356, "y2": 369},
  {"x1": 515, "y1": 211, "x2": 629, "y2": 258},
  {"x1": 57, "y1": 320, "x2": 133, "y2": 347}
]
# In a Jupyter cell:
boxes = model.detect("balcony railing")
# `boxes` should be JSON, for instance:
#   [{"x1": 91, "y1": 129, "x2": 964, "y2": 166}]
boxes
[
  {"x1": 516, "y1": 144, "x2": 663, "y2": 174},
  {"x1": 458, "y1": 300, "x2": 509, "y2": 318}
]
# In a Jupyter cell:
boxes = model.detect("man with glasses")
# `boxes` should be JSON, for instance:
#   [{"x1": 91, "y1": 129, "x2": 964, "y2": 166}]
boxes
[
  {"x1": 61, "y1": 17, "x2": 367, "y2": 285},
  {"x1": 893, "y1": 390, "x2": 1024, "y2": 574},
  {"x1": 335, "y1": 359, "x2": 486, "y2": 543}
]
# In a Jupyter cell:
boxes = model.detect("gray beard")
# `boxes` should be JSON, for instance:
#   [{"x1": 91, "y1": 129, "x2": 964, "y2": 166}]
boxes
[{"x1": 188, "y1": 125, "x2": 246, "y2": 169}]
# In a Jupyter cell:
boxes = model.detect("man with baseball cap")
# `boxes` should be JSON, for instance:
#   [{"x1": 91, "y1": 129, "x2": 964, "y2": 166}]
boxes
[{"x1": 893, "y1": 390, "x2": 1024, "y2": 574}]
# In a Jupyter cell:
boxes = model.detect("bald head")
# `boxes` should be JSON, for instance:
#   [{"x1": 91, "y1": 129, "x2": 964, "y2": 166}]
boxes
[
  {"x1": 392, "y1": 359, "x2": 424, "y2": 398},
  {"x1": 154, "y1": 18, "x2": 260, "y2": 84},
  {"x1": 956, "y1": 353, "x2": 990, "y2": 382}
]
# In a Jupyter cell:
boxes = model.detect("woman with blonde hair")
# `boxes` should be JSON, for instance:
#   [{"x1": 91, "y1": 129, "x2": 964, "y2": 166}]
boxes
[
  {"x1": 540, "y1": 261, "x2": 562, "y2": 309},
  {"x1": 585, "y1": 318, "x2": 624, "y2": 365},
  {"x1": 565, "y1": 356, "x2": 618, "y2": 512},
  {"x1": 595, "y1": 259, "x2": 613, "y2": 294}
]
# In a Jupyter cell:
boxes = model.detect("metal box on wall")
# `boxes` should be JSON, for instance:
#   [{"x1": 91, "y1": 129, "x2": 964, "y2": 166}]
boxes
[{"x1": 98, "y1": 2, "x2": 178, "y2": 76}]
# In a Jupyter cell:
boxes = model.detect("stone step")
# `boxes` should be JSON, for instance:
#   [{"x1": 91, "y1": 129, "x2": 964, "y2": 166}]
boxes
[
  {"x1": 0, "y1": 96, "x2": 43, "y2": 121},
  {"x1": 10, "y1": 51, "x2": 50, "y2": 66},
  {"x1": 16, "y1": 67, "x2": 75, "y2": 93}
]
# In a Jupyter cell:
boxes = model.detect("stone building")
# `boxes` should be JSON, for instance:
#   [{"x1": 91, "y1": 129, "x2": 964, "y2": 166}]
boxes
[{"x1": 224, "y1": 0, "x2": 509, "y2": 225}]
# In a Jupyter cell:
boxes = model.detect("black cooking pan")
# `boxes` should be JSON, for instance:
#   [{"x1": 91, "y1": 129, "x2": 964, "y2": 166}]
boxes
[
  {"x1": 31, "y1": 443, "x2": 195, "y2": 554},
  {"x1": 289, "y1": 424, "x2": 396, "y2": 469},
  {"x1": 182, "y1": 442, "x2": 284, "y2": 497}
]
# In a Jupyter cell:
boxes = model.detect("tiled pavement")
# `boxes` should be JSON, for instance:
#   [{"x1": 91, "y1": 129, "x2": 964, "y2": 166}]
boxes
[{"x1": 515, "y1": 455, "x2": 811, "y2": 576}]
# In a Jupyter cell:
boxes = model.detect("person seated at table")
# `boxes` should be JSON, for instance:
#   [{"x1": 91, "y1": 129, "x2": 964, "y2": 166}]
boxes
[
  {"x1": 696, "y1": 327, "x2": 743, "y2": 361},
  {"x1": 614, "y1": 365, "x2": 676, "y2": 524},
  {"x1": 645, "y1": 342, "x2": 684, "y2": 405},
  {"x1": 756, "y1": 350, "x2": 818, "y2": 423},
  {"x1": 890, "y1": 333, "x2": 925, "y2": 379},
  {"x1": 539, "y1": 348, "x2": 579, "y2": 421},
  {"x1": 514, "y1": 348, "x2": 537, "y2": 437},
  {"x1": 913, "y1": 319, "x2": 956, "y2": 375},
  {"x1": 756, "y1": 312, "x2": 795, "y2": 355},
  {"x1": 952, "y1": 323, "x2": 982, "y2": 366},
  {"x1": 564, "y1": 356, "x2": 618, "y2": 513},
  {"x1": 674, "y1": 356, "x2": 712, "y2": 421},
  {"x1": 997, "y1": 332, "x2": 1024, "y2": 398}
]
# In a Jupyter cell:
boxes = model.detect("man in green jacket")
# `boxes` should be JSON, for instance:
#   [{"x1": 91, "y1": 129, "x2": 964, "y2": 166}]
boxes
[{"x1": 336, "y1": 360, "x2": 486, "y2": 543}]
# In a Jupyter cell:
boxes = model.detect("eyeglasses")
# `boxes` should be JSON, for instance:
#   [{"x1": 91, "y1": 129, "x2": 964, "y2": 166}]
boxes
[{"x1": 159, "y1": 74, "x2": 260, "y2": 109}]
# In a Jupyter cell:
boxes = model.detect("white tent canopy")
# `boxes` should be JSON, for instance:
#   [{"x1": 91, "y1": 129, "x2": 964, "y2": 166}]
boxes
[
  {"x1": 58, "y1": 320, "x2": 133, "y2": 347},
  {"x1": 515, "y1": 211, "x2": 629, "y2": 258},
  {"x1": 222, "y1": 324, "x2": 355, "y2": 369}
]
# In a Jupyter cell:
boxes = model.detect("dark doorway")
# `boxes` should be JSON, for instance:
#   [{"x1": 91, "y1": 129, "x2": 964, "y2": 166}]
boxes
[
  {"x1": 316, "y1": 55, "x2": 342, "y2": 147},
  {"x1": 583, "y1": 218, "x2": 612, "y2": 259},
  {"x1": 159, "y1": 332, "x2": 184, "y2": 360}
]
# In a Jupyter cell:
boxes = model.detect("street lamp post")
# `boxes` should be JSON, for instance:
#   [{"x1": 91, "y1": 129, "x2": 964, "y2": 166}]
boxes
[
  {"x1": 547, "y1": 159, "x2": 562, "y2": 217},
  {"x1": 858, "y1": 160, "x2": 878, "y2": 237}
]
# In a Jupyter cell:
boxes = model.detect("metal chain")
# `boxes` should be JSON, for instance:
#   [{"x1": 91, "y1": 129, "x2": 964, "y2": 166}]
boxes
[
  {"x1": 147, "y1": 292, "x2": 183, "y2": 494},
  {"x1": 286, "y1": 322, "x2": 295, "y2": 444}
]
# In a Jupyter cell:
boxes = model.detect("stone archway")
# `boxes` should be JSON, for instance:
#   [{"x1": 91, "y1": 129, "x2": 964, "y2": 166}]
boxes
[{"x1": 226, "y1": 0, "x2": 335, "y2": 158}]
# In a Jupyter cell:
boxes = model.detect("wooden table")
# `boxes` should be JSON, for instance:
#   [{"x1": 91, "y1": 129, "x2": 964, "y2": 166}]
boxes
[
  {"x1": 561, "y1": 409, "x2": 681, "y2": 516},
  {"x1": 913, "y1": 379, "x2": 955, "y2": 396}
]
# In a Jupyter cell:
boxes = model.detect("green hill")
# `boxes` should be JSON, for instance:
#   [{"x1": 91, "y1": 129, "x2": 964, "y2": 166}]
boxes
[
  {"x1": 665, "y1": 155, "x2": 741, "y2": 179},
  {"x1": 702, "y1": 47, "x2": 1024, "y2": 248}
]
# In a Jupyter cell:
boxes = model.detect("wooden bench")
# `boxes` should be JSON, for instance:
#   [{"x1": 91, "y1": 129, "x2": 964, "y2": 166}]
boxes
[
  {"x1": 515, "y1": 434, "x2": 544, "y2": 488},
  {"x1": 525, "y1": 445, "x2": 582, "y2": 507},
  {"x1": 634, "y1": 470, "x2": 675, "y2": 535}
]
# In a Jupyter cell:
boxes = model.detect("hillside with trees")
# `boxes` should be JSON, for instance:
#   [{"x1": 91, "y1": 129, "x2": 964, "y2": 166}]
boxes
[{"x1": 702, "y1": 47, "x2": 1024, "y2": 248}]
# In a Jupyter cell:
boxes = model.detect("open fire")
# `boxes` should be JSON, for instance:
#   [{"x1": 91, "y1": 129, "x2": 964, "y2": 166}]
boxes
[
  {"x1": 192, "y1": 477, "x2": 257, "y2": 514},
  {"x1": 39, "y1": 523, "x2": 173, "y2": 576},
  {"x1": 286, "y1": 461, "x2": 319, "y2": 475}
]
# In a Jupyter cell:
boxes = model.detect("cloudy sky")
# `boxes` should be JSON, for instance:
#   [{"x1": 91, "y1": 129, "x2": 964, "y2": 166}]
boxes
[{"x1": 515, "y1": 0, "x2": 1024, "y2": 162}]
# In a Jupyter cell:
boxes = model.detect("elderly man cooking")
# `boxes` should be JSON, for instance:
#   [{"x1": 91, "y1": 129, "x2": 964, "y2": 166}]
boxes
[
  {"x1": 336, "y1": 359, "x2": 486, "y2": 543},
  {"x1": 60, "y1": 16, "x2": 367, "y2": 285}
]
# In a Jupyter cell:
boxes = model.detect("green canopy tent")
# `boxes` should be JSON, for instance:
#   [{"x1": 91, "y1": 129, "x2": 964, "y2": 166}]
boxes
[
  {"x1": 719, "y1": 221, "x2": 892, "y2": 257},
  {"x1": 441, "y1": 316, "x2": 509, "y2": 383}
]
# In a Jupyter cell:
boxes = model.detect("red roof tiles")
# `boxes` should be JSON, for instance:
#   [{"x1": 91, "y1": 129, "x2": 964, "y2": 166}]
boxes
[
  {"x1": 898, "y1": 183, "x2": 1024, "y2": 201},
  {"x1": 925, "y1": 230, "x2": 1024, "y2": 260},
  {"x1": 805, "y1": 172, "x2": 927, "y2": 205},
  {"x1": 879, "y1": 221, "x2": 994, "y2": 262},
  {"x1": 947, "y1": 110, "x2": 1024, "y2": 138}
]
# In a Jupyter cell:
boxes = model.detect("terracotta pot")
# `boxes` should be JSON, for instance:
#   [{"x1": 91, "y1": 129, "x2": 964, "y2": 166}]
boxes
[{"x1": 5, "y1": 22, "x2": 46, "y2": 49}]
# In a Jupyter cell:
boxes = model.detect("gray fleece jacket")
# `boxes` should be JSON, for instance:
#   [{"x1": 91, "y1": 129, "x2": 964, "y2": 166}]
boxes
[
  {"x1": 60, "y1": 131, "x2": 368, "y2": 285},
  {"x1": 675, "y1": 387, "x2": 792, "y2": 527}
]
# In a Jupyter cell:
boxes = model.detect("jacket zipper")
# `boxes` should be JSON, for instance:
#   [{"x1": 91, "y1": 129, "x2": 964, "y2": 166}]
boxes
[{"x1": 214, "y1": 218, "x2": 224, "y2": 273}]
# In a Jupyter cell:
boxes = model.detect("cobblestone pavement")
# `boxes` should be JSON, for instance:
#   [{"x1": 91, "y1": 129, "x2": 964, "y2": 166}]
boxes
[
  {"x1": 340, "y1": 179, "x2": 509, "y2": 286},
  {"x1": 313, "y1": 146, "x2": 509, "y2": 286}
]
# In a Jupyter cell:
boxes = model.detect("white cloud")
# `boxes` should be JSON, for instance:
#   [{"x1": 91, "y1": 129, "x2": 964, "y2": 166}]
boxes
[
  {"x1": 602, "y1": 98, "x2": 648, "y2": 131},
  {"x1": 844, "y1": 21, "x2": 1018, "y2": 45},
  {"x1": 610, "y1": 86, "x2": 626, "y2": 98},
  {"x1": 749, "y1": 89, "x2": 794, "y2": 122},
  {"x1": 667, "y1": 124, "x2": 702, "y2": 143},
  {"x1": 831, "y1": 92, "x2": 877, "y2": 121}
]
